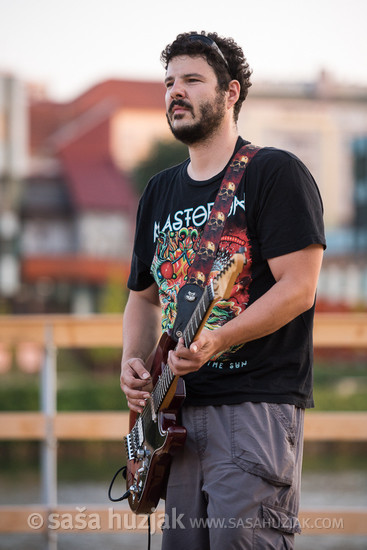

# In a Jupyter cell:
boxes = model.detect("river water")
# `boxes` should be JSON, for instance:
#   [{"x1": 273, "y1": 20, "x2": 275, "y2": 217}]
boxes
[{"x1": 0, "y1": 470, "x2": 366, "y2": 549}]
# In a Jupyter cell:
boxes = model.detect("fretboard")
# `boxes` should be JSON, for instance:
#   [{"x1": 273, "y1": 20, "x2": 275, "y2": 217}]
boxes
[
  {"x1": 151, "y1": 281, "x2": 215, "y2": 414},
  {"x1": 183, "y1": 282, "x2": 214, "y2": 348}
]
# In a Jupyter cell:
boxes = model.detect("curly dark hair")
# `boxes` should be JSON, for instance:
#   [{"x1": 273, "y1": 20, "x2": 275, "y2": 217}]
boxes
[{"x1": 160, "y1": 31, "x2": 252, "y2": 123}]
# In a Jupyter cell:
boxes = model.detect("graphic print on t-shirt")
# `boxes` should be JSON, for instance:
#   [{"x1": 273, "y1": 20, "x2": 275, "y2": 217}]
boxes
[{"x1": 150, "y1": 216, "x2": 252, "y2": 360}]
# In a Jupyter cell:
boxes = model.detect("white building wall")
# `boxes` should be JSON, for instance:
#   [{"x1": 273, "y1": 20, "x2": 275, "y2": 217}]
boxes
[
  {"x1": 77, "y1": 212, "x2": 132, "y2": 258},
  {"x1": 0, "y1": 75, "x2": 28, "y2": 179},
  {"x1": 238, "y1": 94, "x2": 367, "y2": 230},
  {"x1": 21, "y1": 219, "x2": 74, "y2": 255}
]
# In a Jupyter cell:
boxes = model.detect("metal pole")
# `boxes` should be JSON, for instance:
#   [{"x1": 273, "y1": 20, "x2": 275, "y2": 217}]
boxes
[{"x1": 40, "y1": 324, "x2": 58, "y2": 550}]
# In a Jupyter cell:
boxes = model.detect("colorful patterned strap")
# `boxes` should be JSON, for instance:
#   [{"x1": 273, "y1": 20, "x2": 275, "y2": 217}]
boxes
[{"x1": 187, "y1": 144, "x2": 261, "y2": 284}]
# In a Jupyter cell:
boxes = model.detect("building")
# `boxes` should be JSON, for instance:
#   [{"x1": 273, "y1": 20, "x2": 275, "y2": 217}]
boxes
[
  {"x1": 237, "y1": 71, "x2": 367, "y2": 308},
  {"x1": 19, "y1": 81, "x2": 163, "y2": 312},
  {"x1": 0, "y1": 74, "x2": 27, "y2": 302},
  {"x1": 6, "y1": 72, "x2": 367, "y2": 312},
  {"x1": 352, "y1": 135, "x2": 367, "y2": 253}
]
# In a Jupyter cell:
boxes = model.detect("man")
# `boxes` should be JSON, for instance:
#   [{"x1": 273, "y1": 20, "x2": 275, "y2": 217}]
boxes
[{"x1": 121, "y1": 31, "x2": 326, "y2": 549}]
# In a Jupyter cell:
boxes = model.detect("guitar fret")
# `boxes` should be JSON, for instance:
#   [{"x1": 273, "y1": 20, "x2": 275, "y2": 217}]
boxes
[
  {"x1": 184, "y1": 320, "x2": 194, "y2": 347},
  {"x1": 153, "y1": 273, "x2": 231, "y2": 415},
  {"x1": 183, "y1": 288, "x2": 209, "y2": 347},
  {"x1": 150, "y1": 364, "x2": 176, "y2": 414},
  {"x1": 153, "y1": 391, "x2": 158, "y2": 412},
  {"x1": 151, "y1": 282, "x2": 217, "y2": 413}
]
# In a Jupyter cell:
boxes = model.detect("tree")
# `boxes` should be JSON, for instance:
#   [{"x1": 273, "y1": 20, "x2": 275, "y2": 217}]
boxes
[{"x1": 132, "y1": 139, "x2": 188, "y2": 195}]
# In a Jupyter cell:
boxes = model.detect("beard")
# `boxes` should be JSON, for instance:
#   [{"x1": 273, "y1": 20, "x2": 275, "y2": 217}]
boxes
[{"x1": 166, "y1": 91, "x2": 226, "y2": 146}]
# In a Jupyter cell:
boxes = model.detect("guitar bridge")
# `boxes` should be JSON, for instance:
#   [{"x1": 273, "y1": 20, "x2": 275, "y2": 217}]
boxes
[
  {"x1": 124, "y1": 433, "x2": 135, "y2": 461},
  {"x1": 124, "y1": 416, "x2": 145, "y2": 461}
]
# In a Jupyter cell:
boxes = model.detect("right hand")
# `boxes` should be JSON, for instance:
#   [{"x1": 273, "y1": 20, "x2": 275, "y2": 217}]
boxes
[{"x1": 120, "y1": 358, "x2": 152, "y2": 413}]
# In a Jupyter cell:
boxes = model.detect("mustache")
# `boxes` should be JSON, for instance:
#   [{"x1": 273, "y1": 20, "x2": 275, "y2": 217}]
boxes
[{"x1": 168, "y1": 99, "x2": 193, "y2": 114}]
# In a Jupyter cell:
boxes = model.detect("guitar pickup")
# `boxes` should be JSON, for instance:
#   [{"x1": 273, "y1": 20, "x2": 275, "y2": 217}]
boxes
[{"x1": 148, "y1": 396, "x2": 157, "y2": 422}]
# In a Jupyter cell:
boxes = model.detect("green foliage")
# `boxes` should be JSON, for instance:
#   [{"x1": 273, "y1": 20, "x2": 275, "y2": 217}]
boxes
[
  {"x1": 0, "y1": 375, "x2": 128, "y2": 411},
  {"x1": 312, "y1": 356, "x2": 367, "y2": 410},
  {"x1": 0, "y1": 358, "x2": 128, "y2": 411},
  {"x1": 313, "y1": 388, "x2": 367, "y2": 411},
  {"x1": 98, "y1": 273, "x2": 128, "y2": 314},
  {"x1": 57, "y1": 374, "x2": 128, "y2": 411},
  {"x1": 0, "y1": 440, "x2": 125, "y2": 480},
  {"x1": 57, "y1": 441, "x2": 125, "y2": 480},
  {"x1": 132, "y1": 138, "x2": 189, "y2": 195},
  {"x1": 0, "y1": 384, "x2": 40, "y2": 411},
  {"x1": 303, "y1": 441, "x2": 367, "y2": 471},
  {"x1": 82, "y1": 274, "x2": 127, "y2": 369},
  {"x1": 1, "y1": 356, "x2": 367, "y2": 478},
  {"x1": 1, "y1": 356, "x2": 366, "y2": 413}
]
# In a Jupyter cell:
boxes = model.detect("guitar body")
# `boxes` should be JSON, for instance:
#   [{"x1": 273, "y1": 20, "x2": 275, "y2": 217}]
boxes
[{"x1": 125, "y1": 332, "x2": 187, "y2": 514}]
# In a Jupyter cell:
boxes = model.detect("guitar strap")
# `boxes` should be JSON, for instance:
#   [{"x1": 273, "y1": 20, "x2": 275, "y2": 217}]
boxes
[
  {"x1": 108, "y1": 145, "x2": 262, "y2": 511},
  {"x1": 172, "y1": 143, "x2": 261, "y2": 341}
]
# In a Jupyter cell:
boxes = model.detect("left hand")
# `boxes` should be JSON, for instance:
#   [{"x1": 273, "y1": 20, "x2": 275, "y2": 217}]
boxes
[{"x1": 168, "y1": 330, "x2": 221, "y2": 376}]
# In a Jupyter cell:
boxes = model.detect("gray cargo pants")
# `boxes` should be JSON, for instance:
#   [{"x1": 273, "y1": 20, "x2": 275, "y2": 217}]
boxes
[{"x1": 161, "y1": 401, "x2": 304, "y2": 550}]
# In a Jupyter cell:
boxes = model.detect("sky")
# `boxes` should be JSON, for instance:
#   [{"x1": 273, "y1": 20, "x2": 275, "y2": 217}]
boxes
[{"x1": 1, "y1": 0, "x2": 367, "y2": 102}]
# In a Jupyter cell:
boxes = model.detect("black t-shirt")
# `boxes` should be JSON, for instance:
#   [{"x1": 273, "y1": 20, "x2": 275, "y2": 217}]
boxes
[{"x1": 128, "y1": 138, "x2": 326, "y2": 408}]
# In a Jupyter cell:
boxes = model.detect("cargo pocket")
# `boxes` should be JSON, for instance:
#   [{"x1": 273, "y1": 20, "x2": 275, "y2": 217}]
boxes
[
  {"x1": 231, "y1": 402, "x2": 298, "y2": 487},
  {"x1": 254, "y1": 502, "x2": 301, "y2": 549}
]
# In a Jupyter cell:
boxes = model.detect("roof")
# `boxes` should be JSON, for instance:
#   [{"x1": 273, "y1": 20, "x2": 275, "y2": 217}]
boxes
[
  {"x1": 73, "y1": 78, "x2": 165, "y2": 111},
  {"x1": 61, "y1": 154, "x2": 137, "y2": 211},
  {"x1": 29, "y1": 79, "x2": 141, "y2": 213},
  {"x1": 30, "y1": 79, "x2": 165, "y2": 155}
]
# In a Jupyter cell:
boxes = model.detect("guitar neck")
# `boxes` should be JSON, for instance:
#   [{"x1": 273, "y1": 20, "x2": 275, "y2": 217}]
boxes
[
  {"x1": 149, "y1": 253, "x2": 244, "y2": 415},
  {"x1": 182, "y1": 281, "x2": 215, "y2": 347},
  {"x1": 152, "y1": 281, "x2": 215, "y2": 413}
]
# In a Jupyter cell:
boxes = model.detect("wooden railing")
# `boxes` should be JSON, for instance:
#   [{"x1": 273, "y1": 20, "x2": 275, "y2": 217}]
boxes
[
  {"x1": 0, "y1": 311, "x2": 366, "y2": 349},
  {"x1": 0, "y1": 313, "x2": 367, "y2": 546}
]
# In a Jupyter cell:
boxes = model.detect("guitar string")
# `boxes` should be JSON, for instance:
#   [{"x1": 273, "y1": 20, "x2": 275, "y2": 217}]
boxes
[
  {"x1": 129, "y1": 260, "x2": 230, "y2": 444},
  {"x1": 123, "y1": 257, "x2": 238, "y2": 517},
  {"x1": 133, "y1": 283, "x2": 211, "y2": 441},
  {"x1": 134, "y1": 277, "x2": 217, "y2": 436}
]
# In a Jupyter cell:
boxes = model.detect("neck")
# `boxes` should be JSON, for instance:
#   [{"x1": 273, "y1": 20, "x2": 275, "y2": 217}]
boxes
[{"x1": 187, "y1": 125, "x2": 239, "y2": 181}]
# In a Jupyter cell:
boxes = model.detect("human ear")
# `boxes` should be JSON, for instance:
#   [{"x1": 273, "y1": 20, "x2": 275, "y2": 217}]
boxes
[{"x1": 227, "y1": 80, "x2": 240, "y2": 109}]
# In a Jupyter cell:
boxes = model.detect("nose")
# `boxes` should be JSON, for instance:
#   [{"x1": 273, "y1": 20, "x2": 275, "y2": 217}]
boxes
[{"x1": 169, "y1": 80, "x2": 186, "y2": 99}]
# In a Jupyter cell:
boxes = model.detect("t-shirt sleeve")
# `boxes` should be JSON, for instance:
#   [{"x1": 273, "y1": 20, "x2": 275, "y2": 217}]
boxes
[
  {"x1": 255, "y1": 155, "x2": 326, "y2": 259},
  {"x1": 127, "y1": 251, "x2": 155, "y2": 291},
  {"x1": 127, "y1": 191, "x2": 156, "y2": 291}
]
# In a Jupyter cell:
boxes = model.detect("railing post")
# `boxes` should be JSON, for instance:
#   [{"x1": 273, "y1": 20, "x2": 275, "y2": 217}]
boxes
[{"x1": 40, "y1": 323, "x2": 57, "y2": 550}]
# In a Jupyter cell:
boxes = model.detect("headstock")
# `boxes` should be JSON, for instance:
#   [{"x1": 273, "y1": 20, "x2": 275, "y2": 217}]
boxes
[{"x1": 211, "y1": 253, "x2": 244, "y2": 300}]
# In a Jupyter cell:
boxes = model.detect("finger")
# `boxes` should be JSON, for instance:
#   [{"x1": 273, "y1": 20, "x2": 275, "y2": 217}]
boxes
[
  {"x1": 190, "y1": 331, "x2": 212, "y2": 355},
  {"x1": 168, "y1": 349, "x2": 201, "y2": 375},
  {"x1": 172, "y1": 343, "x2": 198, "y2": 361},
  {"x1": 190, "y1": 341, "x2": 199, "y2": 353},
  {"x1": 177, "y1": 337, "x2": 201, "y2": 356},
  {"x1": 167, "y1": 349, "x2": 180, "y2": 374},
  {"x1": 121, "y1": 360, "x2": 151, "y2": 388},
  {"x1": 174, "y1": 338, "x2": 194, "y2": 359},
  {"x1": 126, "y1": 358, "x2": 151, "y2": 381},
  {"x1": 127, "y1": 399, "x2": 147, "y2": 414},
  {"x1": 124, "y1": 387, "x2": 150, "y2": 413},
  {"x1": 121, "y1": 374, "x2": 151, "y2": 391},
  {"x1": 175, "y1": 337, "x2": 186, "y2": 354},
  {"x1": 121, "y1": 383, "x2": 150, "y2": 401}
]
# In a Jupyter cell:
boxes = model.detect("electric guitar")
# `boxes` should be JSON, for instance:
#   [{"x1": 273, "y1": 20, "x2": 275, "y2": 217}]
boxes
[{"x1": 123, "y1": 253, "x2": 244, "y2": 514}]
